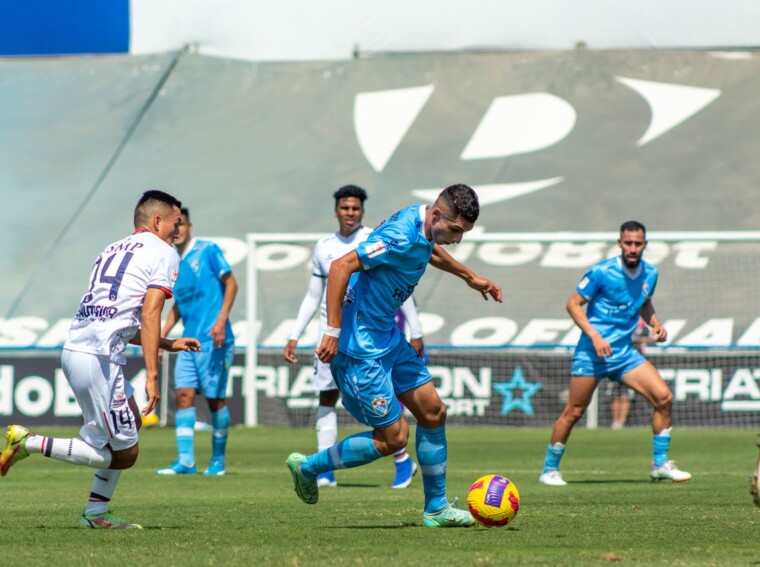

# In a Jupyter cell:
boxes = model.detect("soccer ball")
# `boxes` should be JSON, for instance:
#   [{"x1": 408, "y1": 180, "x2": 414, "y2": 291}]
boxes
[{"x1": 466, "y1": 474, "x2": 520, "y2": 527}]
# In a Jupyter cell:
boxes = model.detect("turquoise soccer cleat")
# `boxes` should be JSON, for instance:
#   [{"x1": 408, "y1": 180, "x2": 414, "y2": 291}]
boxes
[
  {"x1": 422, "y1": 499, "x2": 476, "y2": 528},
  {"x1": 204, "y1": 457, "x2": 226, "y2": 476},
  {"x1": 155, "y1": 460, "x2": 197, "y2": 475},
  {"x1": 286, "y1": 453, "x2": 319, "y2": 504}
]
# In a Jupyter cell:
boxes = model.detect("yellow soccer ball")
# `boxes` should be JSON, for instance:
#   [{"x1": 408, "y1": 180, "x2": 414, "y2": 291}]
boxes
[{"x1": 466, "y1": 474, "x2": 520, "y2": 527}]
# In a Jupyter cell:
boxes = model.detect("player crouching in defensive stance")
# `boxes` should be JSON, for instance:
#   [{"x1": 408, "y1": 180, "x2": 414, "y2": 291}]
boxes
[
  {"x1": 539, "y1": 220, "x2": 691, "y2": 486},
  {"x1": 286, "y1": 184, "x2": 502, "y2": 527},
  {"x1": 0, "y1": 190, "x2": 201, "y2": 528}
]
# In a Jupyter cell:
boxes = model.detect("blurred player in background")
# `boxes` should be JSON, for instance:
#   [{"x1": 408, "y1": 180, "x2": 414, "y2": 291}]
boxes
[
  {"x1": 287, "y1": 184, "x2": 502, "y2": 528},
  {"x1": 0, "y1": 190, "x2": 200, "y2": 528},
  {"x1": 540, "y1": 220, "x2": 691, "y2": 486},
  {"x1": 607, "y1": 318, "x2": 655, "y2": 429},
  {"x1": 284, "y1": 185, "x2": 419, "y2": 489},
  {"x1": 156, "y1": 207, "x2": 238, "y2": 477}
]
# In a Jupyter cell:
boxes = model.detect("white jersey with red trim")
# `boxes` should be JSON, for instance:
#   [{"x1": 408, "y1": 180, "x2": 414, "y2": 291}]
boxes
[{"x1": 65, "y1": 230, "x2": 179, "y2": 364}]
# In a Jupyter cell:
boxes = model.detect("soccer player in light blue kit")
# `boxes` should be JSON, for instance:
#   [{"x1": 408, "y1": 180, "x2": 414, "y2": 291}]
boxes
[
  {"x1": 287, "y1": 184, "x2": 502, "y2": 527},
  {"x1": 156, "y1": 207, "x2": 238, "y2": 476},
  {"x1": 540, "y1": 221, "x2": 691, "y2": 486}
]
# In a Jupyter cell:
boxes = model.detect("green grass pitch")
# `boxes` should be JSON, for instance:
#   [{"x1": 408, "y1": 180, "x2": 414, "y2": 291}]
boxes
[{"x1": 0, "y1": 425, "x2": 758, "y2": 566}]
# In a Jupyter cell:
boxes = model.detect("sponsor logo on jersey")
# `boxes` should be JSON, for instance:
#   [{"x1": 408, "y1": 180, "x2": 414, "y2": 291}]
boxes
[{"x1": 578, "y1": 276, "x2": 589, "y2": 290}]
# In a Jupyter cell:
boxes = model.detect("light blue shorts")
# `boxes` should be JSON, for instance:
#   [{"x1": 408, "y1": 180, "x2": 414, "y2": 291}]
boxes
[
  {"x1": 571, "y1": 342, "x2": 645, "y2": 383},
  {"x1": 174, "y1": 342, "x2": 234, "y2": 399},
  {"x1": 330, "y1": 340, "x2": 431, "y2": 428}
]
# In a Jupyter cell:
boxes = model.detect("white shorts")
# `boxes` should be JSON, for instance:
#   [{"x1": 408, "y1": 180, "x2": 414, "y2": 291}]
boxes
[
  {"x1": 62, "y1": 349, "x2": 138, "y2": 451},
  {"x1": 312, "y1": 354, "x2": 338, "y2": 392}
]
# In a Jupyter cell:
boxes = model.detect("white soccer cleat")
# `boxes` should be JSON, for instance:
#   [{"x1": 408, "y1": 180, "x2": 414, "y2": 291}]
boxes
[
  {"x1": 650, "y1": 460, "x2": 692, "y2": 483},
  {"x1": 538, "y1": 470, "x2": 567, "y2": 486}
]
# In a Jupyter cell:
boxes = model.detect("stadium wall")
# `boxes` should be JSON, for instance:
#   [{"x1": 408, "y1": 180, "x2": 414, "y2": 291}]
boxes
[{"x1": 3, "y1": 350, "x2": 759, "y2": 427}]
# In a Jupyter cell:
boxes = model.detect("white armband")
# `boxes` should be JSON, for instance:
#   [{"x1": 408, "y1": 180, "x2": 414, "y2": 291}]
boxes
[{"x1": 324, "y1": 326, "x2": 341, "y2": 338}]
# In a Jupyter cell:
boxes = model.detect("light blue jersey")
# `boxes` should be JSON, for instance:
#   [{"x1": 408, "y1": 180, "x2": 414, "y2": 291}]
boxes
[
  {"x1": 339, "y1": 205, "x2": 431, "y2": 359},
  {"x1": 174, "y1": 238, "x2": 234, "y2": 346},
  {"x1": 575, "y1": 255, "x2": 658, "y2": 349}
]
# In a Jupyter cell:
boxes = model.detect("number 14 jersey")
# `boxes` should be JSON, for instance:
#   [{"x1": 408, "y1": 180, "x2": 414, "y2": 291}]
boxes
[{"x1": 65, "y1": 229, "x2": 180, "y2": 364}]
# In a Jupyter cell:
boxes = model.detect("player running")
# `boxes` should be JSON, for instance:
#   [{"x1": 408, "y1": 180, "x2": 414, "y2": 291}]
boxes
[
  {"x1": 0, "y1": 190, "x2": 200, "y2": 528},
  {"x1": 286, "y1": 184, "x2": 502, "y2": 527},
  {"x1": 539, "y1": 220, "x2": 691, "y2": 486},
  {"x1": 283, "y1": 185, "x2": 421, "y2": 489}
]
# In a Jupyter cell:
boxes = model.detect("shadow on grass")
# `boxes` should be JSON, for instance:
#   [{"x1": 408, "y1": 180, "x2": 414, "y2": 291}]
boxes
[{"x1": 565, "y1": 479, "x2": 653, "y2": 485}]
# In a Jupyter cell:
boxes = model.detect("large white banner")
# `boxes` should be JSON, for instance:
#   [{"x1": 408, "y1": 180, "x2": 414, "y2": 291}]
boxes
[{"x1": 130, "y1": 0, "x2": 760, "y2": 61}]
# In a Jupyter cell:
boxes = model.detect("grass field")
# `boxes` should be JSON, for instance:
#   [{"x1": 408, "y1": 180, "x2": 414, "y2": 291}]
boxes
[{"x1": 1, "y1": 425, "x2": 758, "y2": 566}]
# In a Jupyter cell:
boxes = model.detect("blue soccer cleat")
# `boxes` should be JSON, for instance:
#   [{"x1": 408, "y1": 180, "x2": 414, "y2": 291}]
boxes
[
  {"x1": 317, "y1": 470, "x2": 337, "y2": 487},
  {"x1": 391, "y1": 459, "x2": 418, "y2": 489},
  {"x1": 155, "y1": 460, "x2": 197, "y2": 475},
  {"x1": 204, "y1": 457, "x2": 226, "y2": 476}
]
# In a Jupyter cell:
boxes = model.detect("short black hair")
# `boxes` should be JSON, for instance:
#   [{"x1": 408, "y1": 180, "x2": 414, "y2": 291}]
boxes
[
  {"x1": 133, "y1": 189, "x2": 182, "y2": 227},
  {"x1": 438, "y1": 183, "x2": 479, "y2": 223},
  {"x1": 620, "y1": 220, "x2": 646, "y2": 236},
  {"x1": 180, "y1": 207, "x2": 190, "y2": 221},
  {"x1": 333, "y1": 184, "x2": 368, "y2": 208}
]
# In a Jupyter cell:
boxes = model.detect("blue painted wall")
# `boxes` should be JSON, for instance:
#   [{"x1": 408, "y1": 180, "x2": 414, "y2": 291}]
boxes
[{"x1": 0, "y1": 0, "x2": 129, "y2": 56}]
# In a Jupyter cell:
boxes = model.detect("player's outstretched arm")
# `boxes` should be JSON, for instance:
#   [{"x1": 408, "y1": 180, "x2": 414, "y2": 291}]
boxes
[
  {"x1": 430, "y1": 244, "x2": 502, "y2": 302},
  {"x1": 162, "y1": 337, "x2": 201, "y2": 352}
]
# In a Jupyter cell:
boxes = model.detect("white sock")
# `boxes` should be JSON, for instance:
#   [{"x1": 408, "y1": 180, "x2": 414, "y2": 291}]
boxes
[
  {"x1": 26, "y1": 435, "x2": 112, "y2": 468},
  {"x1": 85, "y1": 469, "x2": 122, "y2": 515},
  {"x1": 393, "y1": 449, "x2": 409, "y2": 463},
  {"x1": 316, "y1": 406, "x2": 338, "y2": 452}
]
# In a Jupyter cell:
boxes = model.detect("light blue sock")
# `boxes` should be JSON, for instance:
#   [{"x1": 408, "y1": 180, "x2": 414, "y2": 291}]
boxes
[
  {"x1": 211, "y1": 406, "x2": 230, "y2": 461},
  {"x1": 416, "y1": 424, "x2": 448, "y2": 514},
  {"x1": 175, "y1": 407, "x2": 196, "y2": 467},
  {"x1": 303, "y1": 431, "x2": 381, "y2": 479},
  {"x1": 542, "y1": 442, "x2": 566, "y2": 474},
  {"x1": 653, "y1": 427, "x2": 672, "y2": 467}
]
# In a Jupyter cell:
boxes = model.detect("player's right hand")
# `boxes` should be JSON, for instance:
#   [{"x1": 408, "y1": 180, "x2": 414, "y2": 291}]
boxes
[
  {"x1": 316, "y1": 335, "x2": 339, "y2": 363},
  {"x1": 284, "y1": 339, "x2": 299, "y2": 363},
  {"x1": 591, "y1": 334, "x2": 612, "y2": 359},
  {"x1": 143, "y1": 374, "x2": 160, "y2": 415}
]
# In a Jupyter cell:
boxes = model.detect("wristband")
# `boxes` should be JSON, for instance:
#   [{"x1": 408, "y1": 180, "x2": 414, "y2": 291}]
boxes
[{"x1": 324, "y1": 326, "x2": 341, "y2": 338}]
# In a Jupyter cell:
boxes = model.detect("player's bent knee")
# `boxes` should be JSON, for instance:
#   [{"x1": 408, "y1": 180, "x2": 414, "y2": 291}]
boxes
[{"x1": 110, "y1": 445, "x2": 139, "y2": 470}]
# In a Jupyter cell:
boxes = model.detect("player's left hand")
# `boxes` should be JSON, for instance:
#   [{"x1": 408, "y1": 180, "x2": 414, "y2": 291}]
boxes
[
  {"x1": 316, "y1": 335, "x2": 339, "y2": 363},
  {"x1": 168, "y1": 338, "x2": 202, "y2": 352},
  {"x1": 468, "y1": 276, "x2": 502, "y2": 303},
  {"x1": 651, "y1": 324, "x2": 668, "y2": 343}
]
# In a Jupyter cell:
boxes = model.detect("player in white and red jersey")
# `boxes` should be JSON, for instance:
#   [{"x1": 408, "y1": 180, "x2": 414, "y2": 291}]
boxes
[
  {"x1": 0, "y1": 190, "x2": 200, "y2": 529},
  {"x1": 284, "y1": 185, "x2": 421, "y2": 489}
]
